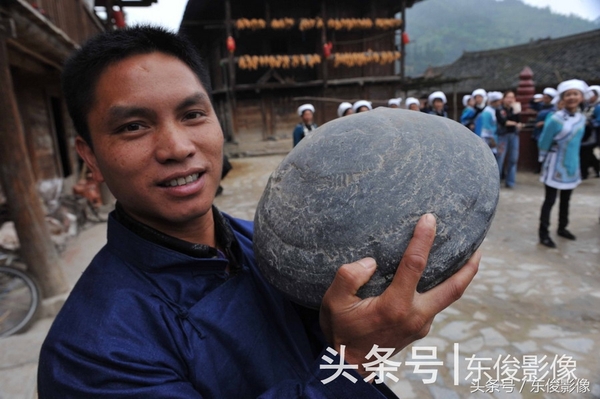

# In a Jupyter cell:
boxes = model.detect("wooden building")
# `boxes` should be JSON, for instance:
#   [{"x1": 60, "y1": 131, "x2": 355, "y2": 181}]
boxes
[
  {"x1": 0, "y1": 0, "x2": 107, "y2": 297},
  {"x1": 180, "y1": 0, "x2": 422, "y2": 142},
  {"x1": 419, "y1": 29, "x2": 600, "y2": 171}
]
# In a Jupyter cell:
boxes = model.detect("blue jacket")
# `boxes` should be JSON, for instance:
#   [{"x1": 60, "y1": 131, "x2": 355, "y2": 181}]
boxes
[
  {"x1": 532, "y1": 104, "x2": 556, "y2": 141},
  {"x1": 460, "y1": 106, "x2": 476, "y2": 127},
  {"x1": 293, "y1": 123, "x2": 318, "y2": 147},
  {"x1": 474, "y1": 106, "x2": 497, "y2": 140},
  {"x1": 538, "y1": 109, "x2": 586, "y2": 190},
  {"x1": 38, "y1": 212, "x2": 393, "y2": 398}
]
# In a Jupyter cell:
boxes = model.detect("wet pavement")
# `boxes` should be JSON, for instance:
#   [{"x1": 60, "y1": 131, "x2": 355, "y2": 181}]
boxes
[{"x1": 1, "y1": 153, "x2": 598, "y2": 398}]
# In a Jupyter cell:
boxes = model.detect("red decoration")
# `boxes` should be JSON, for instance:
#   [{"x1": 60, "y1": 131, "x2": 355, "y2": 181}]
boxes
[
  {"x1": 516, "y1": 66, "x2": 535, "y2": 112},
  {"x1": 323, "y1": 42, "x2": 333, "y2": 58},
  {"x1": 227, "y1": 36, "x2": 236, "y2": 54},
  {"x1": 401, "y1": 32, "x2": 410, "y2": 45},
  {"x1": 113, "y1": 9, "x2": 126, "y2": 29}
]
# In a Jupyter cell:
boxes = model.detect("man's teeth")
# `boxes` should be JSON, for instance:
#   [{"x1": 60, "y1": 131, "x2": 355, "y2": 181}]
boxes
[{"x1": 168, "y1": 173, "x2": 200, "y2": 187}]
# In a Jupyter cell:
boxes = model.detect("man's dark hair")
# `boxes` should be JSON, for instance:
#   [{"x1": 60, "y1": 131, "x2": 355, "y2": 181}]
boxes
[{"x1": 62, "y1": 25, "x2": 212, "y2": 147}]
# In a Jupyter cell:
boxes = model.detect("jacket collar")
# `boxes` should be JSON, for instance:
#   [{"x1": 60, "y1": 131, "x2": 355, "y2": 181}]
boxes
[{"x1": 108, "y1": 204, "x2": 243, "y2": 273}]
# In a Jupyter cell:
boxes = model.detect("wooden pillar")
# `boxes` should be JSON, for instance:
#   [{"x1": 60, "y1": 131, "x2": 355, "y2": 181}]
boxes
[
  {"x1": 224, "y1": 0, "x2": 237, "y2": 142},
  {"x1": 400, "y1": 0, "x2": 406, "y2": 80},
  {"x1": 321, "y1": 0, "x2": 328, "y2": 88},
  {"x1": 452, "y1": 83, "x2": 458, "y2": 121},
  {"x1": 260, "y1": 93, "x2": 268, "y2": 140},
  {"x1": 0, "y1": 33, "x2": 68, "y2": 298},
  {"x1": 516, "y1": 66, "x2": 538, "y2": 172}
]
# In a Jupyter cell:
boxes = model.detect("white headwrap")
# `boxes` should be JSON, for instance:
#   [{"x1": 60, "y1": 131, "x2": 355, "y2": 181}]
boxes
[
  {"x1": 428, "y1": 91, "x2": 447, "y2": 105},
  {"x1": 337, "y1": 102, "x2": 353, "y2": 118},
  {"x1": 297, "y1": 104, "x2": 315, "y2": 117},
  {"x1": 557, "y1": 79, "x2": 588, "y2": 97},
  {"x1": 588, "y1": 85, "x2": 600, "y2": 97},
  {"x1": 551, "y1": 95, "x2": 560, "y2": 106},
  {"x1": 543, "y1": 87, "x2": 558, "y2": 98},
  {"x1": 462, "y1": 94, "x2": 471, "y2": 107},
  {"x1": 533, "y1": 93, "x2": 543, "y2": 101},
  {"x1": 587, "y1": 85, "x2": 600, "y2": 104},
  {"x1": 405, "y1": 97, "x2": 420, "y2": 108},
  {"x1": 471, "y1": 88, "x2": 487, "y2": 99},
  {"x1": 487, "y1": 91, "x2": 503, "y2": 104},
  {"x1": 387, "y1": 98, "x2": 402, "y2": 107},
  {"x1": 352, "y1": 100, "x2": 372, "y2": 112}
]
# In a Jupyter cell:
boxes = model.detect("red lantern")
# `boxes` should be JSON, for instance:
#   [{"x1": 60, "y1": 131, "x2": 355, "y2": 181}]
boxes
[
  {"x1": 226, "y1": 36, "x2": 236, "y2": 54},
  {"x1": 401, "y1": 32, "x2": 410, "y2": 45},
  {"x1": 113, "y1": 9, "x2": 126, "y2": 29},
  {"x1": 323, "y1": 42, "x2": 333, "y2": 58}
]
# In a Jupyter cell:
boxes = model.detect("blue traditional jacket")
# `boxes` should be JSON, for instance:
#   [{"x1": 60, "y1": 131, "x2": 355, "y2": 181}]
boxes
[
  {"x1": 474, "y1": 106, "x2": 497, "y2": 140},
  {"x1": 38, "y1": 212, "x2": 394, "y2": 398},
  {"x1": 293, "y1": 123, "x2": 318, "y2": 147},
  {"x1": 538, "y1": 109, "x2": 586, "y2": 190},
  {"x1": 460, "y1": 106, "x2": 476, "y2": 127}
]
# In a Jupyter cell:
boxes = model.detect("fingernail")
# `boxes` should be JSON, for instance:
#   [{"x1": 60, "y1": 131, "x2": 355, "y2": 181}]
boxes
[
  {"x1": 424, "y1": 213, "x2": 436, "y2": 226},
  {"x1": 357, "y1": 258, "x2": 376, "y2": 270}
]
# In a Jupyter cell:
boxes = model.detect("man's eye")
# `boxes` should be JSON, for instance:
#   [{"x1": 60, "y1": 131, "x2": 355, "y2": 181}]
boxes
[
  {"x1": 184, "y1": 111, "x2": 205, "y2": 121},
  {"x1": 117, "y1": 123, "x2": 143, "y2": 133},
  {"x1": 125, "y1": 123, "x2": 142, "y2": 131}
]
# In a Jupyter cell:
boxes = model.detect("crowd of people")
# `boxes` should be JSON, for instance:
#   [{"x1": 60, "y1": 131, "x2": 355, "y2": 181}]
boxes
[{"x1": 294, "y1": 81, "x2": 600, "y2": 248}]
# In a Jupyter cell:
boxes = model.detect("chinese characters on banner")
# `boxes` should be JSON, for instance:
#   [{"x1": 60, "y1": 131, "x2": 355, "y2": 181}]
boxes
[{"x1": 319, "y1": 344, "x2": 591, "y2": 394}]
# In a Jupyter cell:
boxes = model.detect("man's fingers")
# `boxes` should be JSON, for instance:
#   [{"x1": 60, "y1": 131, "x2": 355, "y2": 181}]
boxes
[
  {"x1": 419, "y1": 250, "x2": 481, "y2": 315},
  {"x1": 383, "y1": 214, "x2": 436, "y2": 302},
  {"x1": 322, "y1": 258, "x2": 377, "y2": 309}
]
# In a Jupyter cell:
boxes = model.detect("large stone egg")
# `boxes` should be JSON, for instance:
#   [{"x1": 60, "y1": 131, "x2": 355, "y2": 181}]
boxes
[{"x1": 254, "y1": 108, "x2": 499, "y2": 309}]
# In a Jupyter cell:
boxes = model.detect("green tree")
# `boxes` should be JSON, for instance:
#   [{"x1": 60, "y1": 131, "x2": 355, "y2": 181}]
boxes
[{"x1": 405, "y1": 0, "x2": 597, "y2": 75}]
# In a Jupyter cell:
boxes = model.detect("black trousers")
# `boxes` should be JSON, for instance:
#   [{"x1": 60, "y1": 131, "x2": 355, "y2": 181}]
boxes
[
  {"x1": 539, "y1": 185, "x2": 572, "y2": 235},
  {"x1": 580, "y1": 145, "x2": 600, "y2": 178}
]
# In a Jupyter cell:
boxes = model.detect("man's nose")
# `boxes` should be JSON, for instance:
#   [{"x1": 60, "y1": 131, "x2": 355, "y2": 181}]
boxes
[{"x1": 154, "y1": 123, "x2": 196, "y2": 163}]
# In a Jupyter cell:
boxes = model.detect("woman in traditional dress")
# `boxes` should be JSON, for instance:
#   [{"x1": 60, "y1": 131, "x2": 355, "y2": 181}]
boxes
[{"x1": 537, "y1": 79, "x2": 588, "y2": 248}]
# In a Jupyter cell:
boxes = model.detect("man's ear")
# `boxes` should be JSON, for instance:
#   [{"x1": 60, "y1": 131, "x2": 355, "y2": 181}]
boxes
[{"x1": 75, "y1": 136, "x2": 105, "y2": 183}]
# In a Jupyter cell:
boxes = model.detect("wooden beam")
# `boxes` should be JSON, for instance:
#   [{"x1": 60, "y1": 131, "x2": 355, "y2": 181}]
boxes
[
  {"x1": 0, "y1": 34, "x2": 68, "y2": 298},
  {"x1": 7, "y1": 38, "x2": 63, "y2": 70},
  {"x1": 211, "y1": 74, "x2": 466, "y2": 95}
]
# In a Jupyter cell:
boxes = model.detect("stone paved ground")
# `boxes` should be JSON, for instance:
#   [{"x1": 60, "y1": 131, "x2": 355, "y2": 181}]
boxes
[
  {"x1": 216, "y1": 155, "x2": 600, "y2": 399},
  {"x1": 1, "y1": 154, "x2": 598, "y2": 399}
]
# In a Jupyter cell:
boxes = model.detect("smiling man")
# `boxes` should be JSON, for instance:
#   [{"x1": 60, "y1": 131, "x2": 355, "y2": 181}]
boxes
[{"x1": 38, "y1": 26, "x2": 479, "y2": 398}]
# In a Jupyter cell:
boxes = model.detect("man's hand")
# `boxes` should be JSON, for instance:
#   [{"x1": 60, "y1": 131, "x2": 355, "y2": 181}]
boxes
[{"x1": 319, "y1": 213, "x2": 480, "y2": 377}]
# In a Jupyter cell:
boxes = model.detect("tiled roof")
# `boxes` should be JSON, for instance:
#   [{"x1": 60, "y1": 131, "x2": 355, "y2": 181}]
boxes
[{"x1": 424, "y1": 29, "x2": 600, "y2": 92}]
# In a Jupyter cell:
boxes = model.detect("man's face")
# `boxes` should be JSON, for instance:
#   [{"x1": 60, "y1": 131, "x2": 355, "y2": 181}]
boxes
[
  {"x1": 433, "y1": 99, "x2": 444, "y2": 111},
  {"x1": 301, "y1": 110, "x2": 314, "y2": 125},
  {"x1": 409, "y1": 104, "x2": 420, "y2": 111},
  {"x1": 77, "y1": 52, "x2": 224, "y2": 235},
  {"x1": 543, "y1": 94, "x2": 553, "y2": 104},
  {"x1": 474, "y1": 95, "x2": 484, "y2": 105}
]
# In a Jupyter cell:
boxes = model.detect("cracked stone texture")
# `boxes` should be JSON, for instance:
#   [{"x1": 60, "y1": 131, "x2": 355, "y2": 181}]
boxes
[{"x1": 254, "y1": 108, "x2": 500, "y2": 308}]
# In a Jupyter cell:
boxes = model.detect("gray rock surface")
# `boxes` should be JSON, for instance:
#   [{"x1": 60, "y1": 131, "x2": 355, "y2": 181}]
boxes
[{"x1": 254, "y1": 108, "x2": 499, "y2": 308}]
